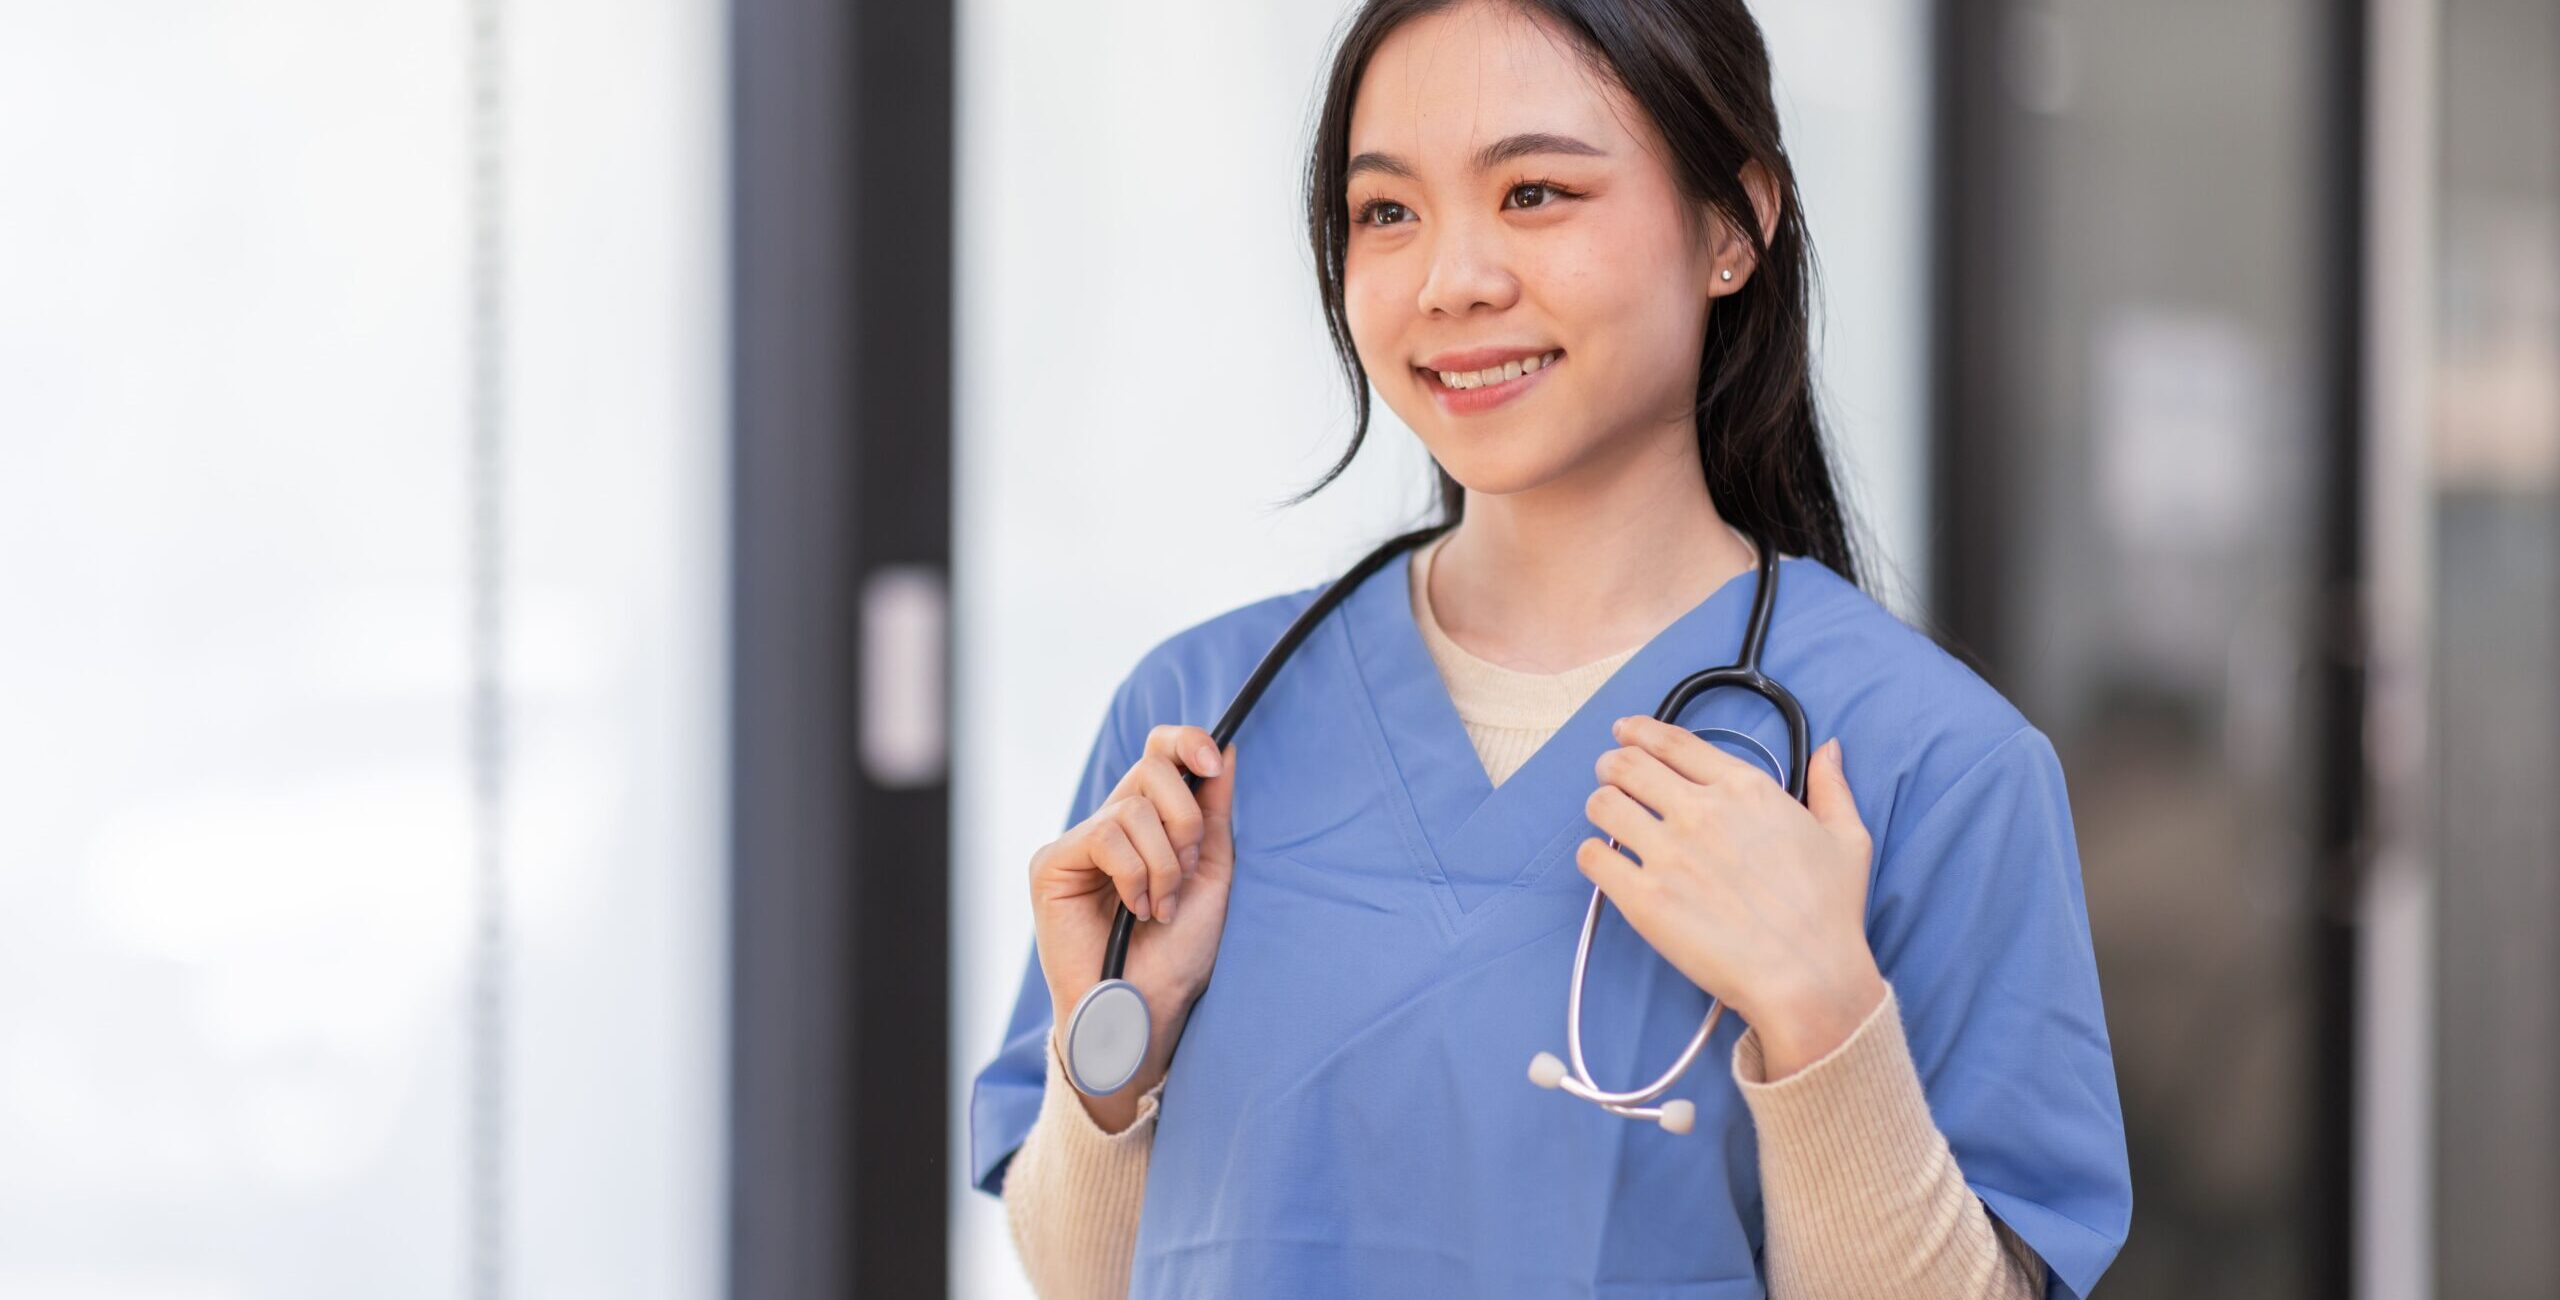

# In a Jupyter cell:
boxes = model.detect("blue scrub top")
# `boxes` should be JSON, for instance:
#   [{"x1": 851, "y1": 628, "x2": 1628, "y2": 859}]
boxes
[{"x1": 971, "y1": 547, "x2": 2133, "y2": 1299}]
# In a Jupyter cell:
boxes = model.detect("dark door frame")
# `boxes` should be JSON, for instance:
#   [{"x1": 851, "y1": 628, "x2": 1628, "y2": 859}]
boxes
[{"x1": 730, "y1": 0, "x2": 956, "y2": 1294}]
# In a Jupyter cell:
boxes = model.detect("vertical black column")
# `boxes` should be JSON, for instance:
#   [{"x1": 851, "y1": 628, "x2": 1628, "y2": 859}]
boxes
[
  {"x1": 1926, "y1": 0, "x2": 2018, "y2": 675},
  {"x1": 2308, "y1": 3, "x2": 2370, "y2": 1296},
  {"x1": 731, "y1": 0, "x2": 954, "y2": 1293},
  {"x1": 843, "y1": 0, "x2": 958, "y2": 1294}
]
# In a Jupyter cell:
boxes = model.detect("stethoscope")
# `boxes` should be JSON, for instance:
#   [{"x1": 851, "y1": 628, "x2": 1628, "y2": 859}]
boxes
[{"x1": 1062, "y1": 523, "x2": 1809, "y2": 1139}]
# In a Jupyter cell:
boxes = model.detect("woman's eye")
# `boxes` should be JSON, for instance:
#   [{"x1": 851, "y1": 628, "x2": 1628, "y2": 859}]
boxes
[
  {"x1": 1507, "y1": 181, "x2": 1565, "y2": 210},
  {"x1": 1354, "y1": 199, "x2": 1411, "y2": 227}
]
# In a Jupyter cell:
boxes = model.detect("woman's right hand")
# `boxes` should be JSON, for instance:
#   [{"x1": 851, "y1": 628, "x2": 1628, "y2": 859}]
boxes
[{"x1": 1030, "y1": 725, "x2": 1238, "y2": 1113}]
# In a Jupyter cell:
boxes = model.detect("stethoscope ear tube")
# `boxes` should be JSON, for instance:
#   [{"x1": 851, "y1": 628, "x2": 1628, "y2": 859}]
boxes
[
  {"x1": 1069, "y1": 524, "x2": 1456, "y2": 1096},
  {"x1": 1527, "y1": 885, "x2": 1725, "y2": 1133}
]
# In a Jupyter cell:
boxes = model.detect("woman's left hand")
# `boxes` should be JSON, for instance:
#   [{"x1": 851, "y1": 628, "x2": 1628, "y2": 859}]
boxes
[{"x1": 1579, "y1": 716, "x2": 1888, "y2": 1079}]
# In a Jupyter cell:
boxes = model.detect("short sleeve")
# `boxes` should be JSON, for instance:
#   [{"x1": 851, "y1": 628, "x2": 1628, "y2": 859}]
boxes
[
  {"x1": 967, "y1": 667, "x2": 1148, "y2": 1196},
  {"x1": 1863, "y1": 726, "x2": 2133, "y2": 1299}
]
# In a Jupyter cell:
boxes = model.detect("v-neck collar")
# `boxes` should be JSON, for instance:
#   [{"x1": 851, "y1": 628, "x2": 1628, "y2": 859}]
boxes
[
  {"x1": 1410, "y1": 534, "x2": 1641, "y2": 734},
  {"x1": 1336, "y1": 541, "x2": 1785, "y2": 930}
]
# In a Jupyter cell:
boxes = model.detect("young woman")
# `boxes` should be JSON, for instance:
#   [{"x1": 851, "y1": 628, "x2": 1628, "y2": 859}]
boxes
[{"x1": 969, "y1": 1, "x2": 2132, "y2": 1296}]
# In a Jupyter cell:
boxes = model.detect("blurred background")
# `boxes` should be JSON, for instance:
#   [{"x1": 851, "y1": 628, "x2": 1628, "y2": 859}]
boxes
[{"x1": 0, "y1": 0, "x2": 2549, "y2": 1297}]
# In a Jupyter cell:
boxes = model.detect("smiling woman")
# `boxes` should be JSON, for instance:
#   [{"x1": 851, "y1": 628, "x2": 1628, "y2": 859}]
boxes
[
  {"x1": 1299, "y1": 1, "x2": 1854, "y2": 602},
  {"x1": 968, "y1": 2, "x2": 2132, "y2": 1297}
]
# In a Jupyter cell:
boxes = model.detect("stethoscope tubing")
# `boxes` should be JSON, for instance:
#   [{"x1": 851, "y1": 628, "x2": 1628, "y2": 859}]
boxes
[
  {"x1": 1099, "y1": 523, "x2": 1453, "y2": 985},
  {"x1": 1070, "y1": 524, "x2": 1451, "y2": 1095},
  {"x1": 1077, "y1": 523, "x2": 1805, "y2": 1128},
  {"x1": 1535, "y1": 534, "x2": 1808, "y2": 1129}
]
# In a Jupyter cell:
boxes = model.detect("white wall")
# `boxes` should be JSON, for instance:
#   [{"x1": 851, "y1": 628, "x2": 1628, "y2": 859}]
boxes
[
  {"x1": 949, "y1": 1, "x2": 1932, "y2": 1295},
  {"x1": 0, "y1": 4, "x2": 726, "y2": 1295},
  {"x1": 1755, "y1": 0, "x2": 1936, "y2": 611}
]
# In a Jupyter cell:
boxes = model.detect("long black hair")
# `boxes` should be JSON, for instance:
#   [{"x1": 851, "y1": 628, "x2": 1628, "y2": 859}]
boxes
[{"x1": 1290, "y1": 0, "x2": 1866, "y2": 590}]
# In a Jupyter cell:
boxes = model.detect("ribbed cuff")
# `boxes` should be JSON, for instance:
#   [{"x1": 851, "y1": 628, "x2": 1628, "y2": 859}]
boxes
[
  {"x1": 1732, "y1": 980, "x2": 1939, "y2": 1204},
  {"x1": 1043, "y1": 1024, "x2": 1166, "y2": 1140},
  {"x1": 997, "y1": 1030, "x2": 1164, "y2": 1300},
  {"x1": 1730, "y1": 982, "x2": 2046, "y2": 1298}
]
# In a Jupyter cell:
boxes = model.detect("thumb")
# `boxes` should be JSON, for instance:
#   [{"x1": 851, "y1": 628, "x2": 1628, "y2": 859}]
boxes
[
  {"x1": 1196, "y1": 742, "x2": 1239, "y2": 865},
  {"x1": 1805, "y1": 737, "x2": 1863, "y2": 837}
]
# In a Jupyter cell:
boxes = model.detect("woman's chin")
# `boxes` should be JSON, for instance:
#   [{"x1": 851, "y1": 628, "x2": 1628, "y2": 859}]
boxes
[{"x1": 1416, "y1": 445, "x2": 1587, "y2": 500}]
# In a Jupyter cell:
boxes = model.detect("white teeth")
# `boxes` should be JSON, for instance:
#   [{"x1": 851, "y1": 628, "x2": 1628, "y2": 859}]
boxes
[{"x1": 1434, "y1": 350, "x2": 1560, "y2": 391}]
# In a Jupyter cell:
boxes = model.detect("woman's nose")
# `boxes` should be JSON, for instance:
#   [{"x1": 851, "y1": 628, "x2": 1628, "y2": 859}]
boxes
[{"x1": 1414, "y1": 221, "x2": 1520, "y2": 317}]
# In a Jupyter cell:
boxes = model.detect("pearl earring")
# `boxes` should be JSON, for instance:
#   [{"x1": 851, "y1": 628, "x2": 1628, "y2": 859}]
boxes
[{"x1": 1720, "y1": 268, "x2": 1734, "y2": 282}]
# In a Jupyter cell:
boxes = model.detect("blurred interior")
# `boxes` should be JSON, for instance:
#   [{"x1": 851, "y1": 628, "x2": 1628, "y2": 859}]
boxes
[
  {"x1": 0, "y1": 1, "x2": 2550, "y2": 1297},
  {"x1": 1941, "y1": 0, "x2": 2354, "y2": 1293}
]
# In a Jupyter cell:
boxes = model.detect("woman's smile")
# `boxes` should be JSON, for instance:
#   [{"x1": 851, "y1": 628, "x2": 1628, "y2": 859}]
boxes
[{"x1": 1416, "y1": 348, "x2": 1564, "y2": 415}]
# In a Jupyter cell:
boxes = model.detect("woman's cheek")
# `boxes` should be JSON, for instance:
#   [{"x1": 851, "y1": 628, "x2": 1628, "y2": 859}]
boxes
[{"x1": 1342, "y1": 277, "x2": 1409, "y2": 385}]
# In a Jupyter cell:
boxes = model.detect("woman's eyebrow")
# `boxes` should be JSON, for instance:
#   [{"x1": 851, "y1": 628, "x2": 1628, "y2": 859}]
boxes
[{"x1": 1346, "y1": 131, "x2": 1609, "y2": 183}]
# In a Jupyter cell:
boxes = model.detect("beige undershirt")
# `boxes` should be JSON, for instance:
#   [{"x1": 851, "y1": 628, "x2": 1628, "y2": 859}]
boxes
[{"x1": 1001, "y1": 532, "x2": 2049, "y2": 1299}]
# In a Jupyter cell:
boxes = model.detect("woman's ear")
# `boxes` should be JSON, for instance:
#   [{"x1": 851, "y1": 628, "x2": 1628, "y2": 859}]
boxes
[{"x1": 1708, "y1": 159, "x2": 1783, "y2": 296}]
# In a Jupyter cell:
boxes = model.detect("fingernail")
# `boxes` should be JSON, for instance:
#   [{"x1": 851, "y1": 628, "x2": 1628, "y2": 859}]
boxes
[
  {"x1": 1157, "y1": 892, "x2": 1178, "y2": 922},
  {"x1": 1181, "y1": 844, "x2": 1199, "y2": 871},
  {"x1": 1132, "y1": 892, "x2": 1151, "y2": 921},
  {"x1": 1195, "y1": 744, "x2": 1221, "y2": 776}
]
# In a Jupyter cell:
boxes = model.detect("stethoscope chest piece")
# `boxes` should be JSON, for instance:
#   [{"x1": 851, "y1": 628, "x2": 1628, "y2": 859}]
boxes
[{"x1": 1063, "y1": 977, "x2": 1152, "y2": 1097}]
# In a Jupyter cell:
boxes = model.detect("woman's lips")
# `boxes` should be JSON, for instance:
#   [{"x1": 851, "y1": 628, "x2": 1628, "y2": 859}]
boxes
[{"x1": 1418, "y1": 350, "x2": 1563, "y2": 416}]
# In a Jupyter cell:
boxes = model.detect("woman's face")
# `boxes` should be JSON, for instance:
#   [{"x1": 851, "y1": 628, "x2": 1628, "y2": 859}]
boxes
[{"x1": 1342, "y1": 2, "x2": 1756, "y2": 498}]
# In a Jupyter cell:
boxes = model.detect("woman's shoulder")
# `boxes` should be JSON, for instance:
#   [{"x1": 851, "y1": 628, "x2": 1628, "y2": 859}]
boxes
[
  {"x1": 1105, "y1": 578, "x2": 1335, "y2": 726},
  {"x1": 1764, "y1": 556, "x2": 2051, "y2": 830},
  {"x1": 1774, "y1": 556, "x2": 2029, "y2": 726}
]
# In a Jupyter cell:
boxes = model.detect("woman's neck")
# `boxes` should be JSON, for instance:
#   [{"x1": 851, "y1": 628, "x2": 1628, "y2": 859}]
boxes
[{"x1": 1427, "y1": 466, "x2": 1756, "y2": 676}]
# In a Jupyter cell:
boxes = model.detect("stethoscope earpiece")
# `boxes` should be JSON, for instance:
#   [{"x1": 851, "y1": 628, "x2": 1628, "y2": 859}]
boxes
[
  {"x1": 1528, "y1": 1051, "x2": 1567, "y2": 1089},
  {"x1": 1530, "y1": 1050, "x2": 1701, "y2": 1133}
]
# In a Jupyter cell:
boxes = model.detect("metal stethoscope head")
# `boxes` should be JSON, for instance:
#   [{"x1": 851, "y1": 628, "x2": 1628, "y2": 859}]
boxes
[{"x1": 1527, "y1": 534, "x2": 1807, "y2": 1133}]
